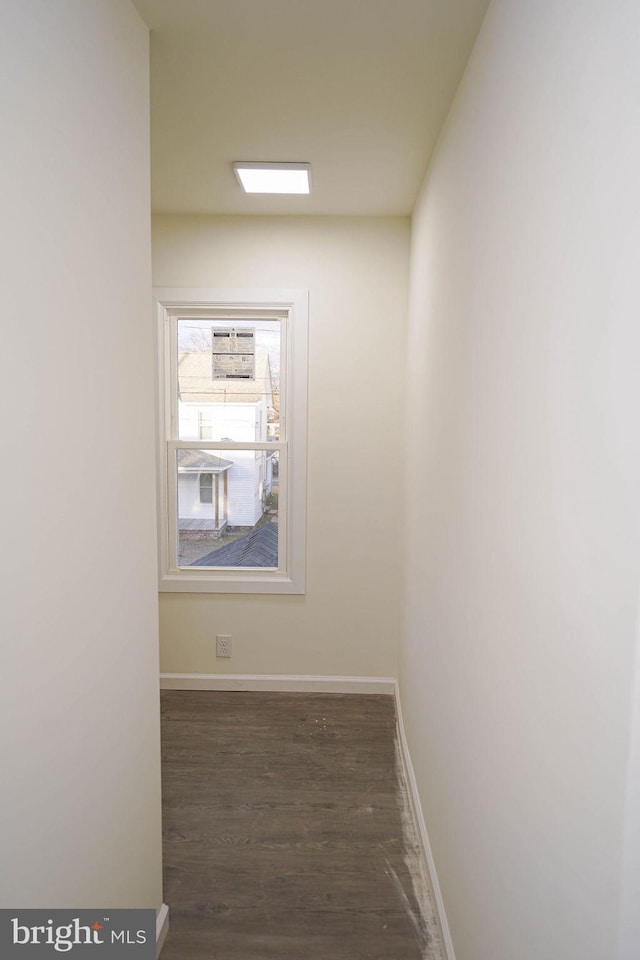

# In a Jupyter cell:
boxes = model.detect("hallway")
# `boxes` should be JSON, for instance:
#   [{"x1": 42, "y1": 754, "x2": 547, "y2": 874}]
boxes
[{"x1": 6, "y1": 4, "x2": 640, "y2": 959}]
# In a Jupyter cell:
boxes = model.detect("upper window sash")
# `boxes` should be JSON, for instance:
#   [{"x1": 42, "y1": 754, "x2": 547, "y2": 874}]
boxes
[{"x1": 165, "y1": 305, "x2": 288, "y2": 435}]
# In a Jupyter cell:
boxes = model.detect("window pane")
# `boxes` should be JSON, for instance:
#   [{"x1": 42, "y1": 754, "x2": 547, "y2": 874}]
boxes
[
  {"x1": 199, "y1": 473, "x2": 213, "y2": 503},
  {"x1": 176, "y1": 448, "x2": 279, "y2": 569},
  {"x1": 178, "y1": 318, "x2": 281, "y2": 442},
  {"x1": 198, "y1": 411, "x2": 213, "y2": 440}
]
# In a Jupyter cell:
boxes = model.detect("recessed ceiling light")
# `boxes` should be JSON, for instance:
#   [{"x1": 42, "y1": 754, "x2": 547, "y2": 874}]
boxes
[{"x1": 233, "y1": 162, "x2": 312, "y2": 195}]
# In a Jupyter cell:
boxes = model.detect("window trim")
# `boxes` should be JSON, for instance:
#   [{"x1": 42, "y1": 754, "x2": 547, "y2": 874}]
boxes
[{"x1": 154, "y1": 287, "x2": 308, "y2": 594}]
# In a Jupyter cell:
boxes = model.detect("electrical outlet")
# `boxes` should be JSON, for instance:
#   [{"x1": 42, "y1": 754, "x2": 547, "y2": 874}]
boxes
[{"x1": 216, "y1": 634, "x2": 232, "y2": 658}]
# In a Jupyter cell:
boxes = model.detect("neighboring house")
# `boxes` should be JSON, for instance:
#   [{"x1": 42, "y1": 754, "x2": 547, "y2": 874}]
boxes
[
  {"x1": 177, "y1": 450, "x2": 233, "y2": 536},
  {"x1": 177, "y1": 350, "x2": 275, "y2": 536}
]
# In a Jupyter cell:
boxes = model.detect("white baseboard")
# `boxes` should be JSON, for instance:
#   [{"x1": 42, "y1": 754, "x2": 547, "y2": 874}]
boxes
[
  {"x1": 393, "y1": 681, "x2": 456, "y2": 960},
  {"x1": 156, "y1": 903, "x2": 169, "y2": 957},
  {"x1": 160, "y1": 673, "x2": 396, "y2": 695}
]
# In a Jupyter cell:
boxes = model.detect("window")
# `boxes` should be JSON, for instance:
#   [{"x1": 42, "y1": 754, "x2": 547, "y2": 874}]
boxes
[
  {"x1": 199, "y1": 473, "x2": 213, "y2": 504},
  {"x1": 155, "y1": 288, "x2": 308, "y2": 594},
  {"x1": 198, "y1": 411, "x2": 213, "y2": 440}
]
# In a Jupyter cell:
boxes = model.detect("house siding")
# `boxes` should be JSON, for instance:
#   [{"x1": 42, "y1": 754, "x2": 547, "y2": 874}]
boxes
[
  {"x1": 178, "y1": 473, "x2": 225, "y2": 524},
  {"x1": 226, "y1": 453, "x2": 263, "y2": 527},
  {"x1": 178, "y1": 400, "x2": 267, "y2": 527},
  {"x1": 180, "y1": 400, "x2": 261, "y2": 443}
]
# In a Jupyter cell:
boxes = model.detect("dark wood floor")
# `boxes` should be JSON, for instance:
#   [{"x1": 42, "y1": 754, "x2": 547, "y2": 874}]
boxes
[{"x1": 160, "y1": 691, "x2": 444, "y2": 960}]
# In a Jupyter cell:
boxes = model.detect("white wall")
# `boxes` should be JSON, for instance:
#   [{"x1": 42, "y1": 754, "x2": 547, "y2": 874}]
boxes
[
  {"x1": 0, "y1": 0, "x2": 162, "y2": 910},
  {"x1": 153, "y1": 215, "x2": 409, "y2": 678},
  {"x1": 401, "y1": 2, "x2": 640, "y2": 959}
]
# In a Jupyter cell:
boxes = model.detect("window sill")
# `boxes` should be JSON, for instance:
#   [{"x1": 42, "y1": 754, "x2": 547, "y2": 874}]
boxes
[{"x1": 159, "y1": 571, "x2": 305, "y2": 595}]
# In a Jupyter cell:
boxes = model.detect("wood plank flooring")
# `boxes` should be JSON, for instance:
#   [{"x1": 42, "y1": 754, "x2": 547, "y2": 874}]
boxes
[{"x1": 160, "y1": 691, "x2": 444, "y2": 960}]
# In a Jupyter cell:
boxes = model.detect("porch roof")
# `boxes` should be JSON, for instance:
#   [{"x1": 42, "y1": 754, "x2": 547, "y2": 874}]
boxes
[{"x1": 177, "y1": 450, "x2": 233, "y2": 473}]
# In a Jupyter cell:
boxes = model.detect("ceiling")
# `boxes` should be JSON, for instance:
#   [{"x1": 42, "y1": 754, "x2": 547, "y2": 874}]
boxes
[{"x1": 132, "y1": 0, "x2": 490, "y2": 216}]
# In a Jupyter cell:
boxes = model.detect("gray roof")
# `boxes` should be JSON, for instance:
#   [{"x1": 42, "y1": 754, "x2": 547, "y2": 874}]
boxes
[
  {"x1": 177, "y1": 450, "x2": 233, "y2": 473},
  {"x1": 194, "y1": 522, "x2": 278, "y2": 568}
]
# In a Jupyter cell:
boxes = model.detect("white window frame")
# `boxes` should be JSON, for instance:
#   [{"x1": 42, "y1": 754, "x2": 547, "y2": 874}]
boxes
[{"x1": 155, "y1": 287, "x2": 308, "y2": 594}]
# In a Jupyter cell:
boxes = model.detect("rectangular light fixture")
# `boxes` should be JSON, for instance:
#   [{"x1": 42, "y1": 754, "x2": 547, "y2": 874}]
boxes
[{"x1": 233, "y1": 161, "x2": 312, "y2": 195}]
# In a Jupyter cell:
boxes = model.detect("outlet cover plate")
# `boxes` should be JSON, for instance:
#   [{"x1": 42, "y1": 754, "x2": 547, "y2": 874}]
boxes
[{"x1": 216, "y1": 634, "x2": 232, "y2": 658}]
